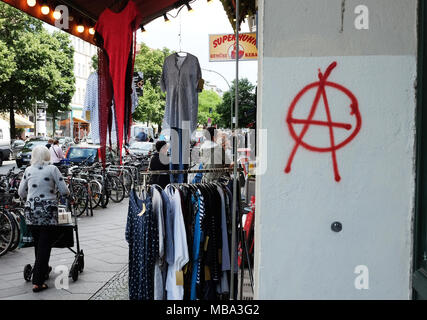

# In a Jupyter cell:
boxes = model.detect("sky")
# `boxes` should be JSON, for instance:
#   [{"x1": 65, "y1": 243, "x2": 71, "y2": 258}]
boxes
[{"x1": 136, "y1": 0, "x2": 258, "y2": 92}]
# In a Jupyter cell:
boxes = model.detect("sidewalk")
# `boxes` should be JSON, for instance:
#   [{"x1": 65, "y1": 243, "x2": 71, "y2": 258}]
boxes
[{"x1": 0, "y1": 199, "x2": 130, "y2": 300}]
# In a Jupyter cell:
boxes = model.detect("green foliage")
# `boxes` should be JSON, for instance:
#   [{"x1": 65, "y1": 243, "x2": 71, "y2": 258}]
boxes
[
  {"x1": 0, "y1": 3, "x2": 43, "y2": 45},
  {"x1": 133, "y1": 43, "x2": 172, "y2": 127},
  {"x1": 135, "y1": 43, "x2": 172, "y2": 88},
  {"x1": 216, "y1": 78, "x2": 256, "y2": 128},
  {"x1": 198, "y1": 90, "x2": 222, "y2": 126},
  {"x1": 0, "y1": 3, "x2": 75, "y2": 137},
  {"x1": 133, "y1": 81, "x2": 165, "y2": 127},
  {"x1": 0, "y1": 40, "x2": 15, "y2": 84},
  {"x1": 92, "y1": 54, "x2": 98, "y2": 71},
  {"x1": 45, "y1": 31, "x2": 75, "y2": 117}
]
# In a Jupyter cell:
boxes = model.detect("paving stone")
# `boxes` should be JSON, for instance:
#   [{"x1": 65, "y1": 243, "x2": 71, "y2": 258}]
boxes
[
  {"x1": 0, "y1": 286, "x2": 28, "y2": 299},
  {"x1": 84, "y1": 263, "x2": 126, "y2": 273},
  {"x1": 64, "y1": 281, "x2": 106, "y2": 294},
  {"x1": 0, "y1": 272, "x2": 24, "y2": 281},
  {"x1": 90, "y1": 265, "x2": 129, "y2": 300},
  {"x1": 0, "y1": 280, "x2": 16, "y2": 290},
  {"x1": 77, "y1": 271, "x2": 117, "y2": 283}
]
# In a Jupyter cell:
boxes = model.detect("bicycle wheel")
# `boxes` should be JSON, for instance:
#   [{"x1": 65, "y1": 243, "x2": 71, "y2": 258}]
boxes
[
  {"x1": 107, "y1": 175, "x2": 125, "y2": 203},
  {"x1": 7, "y1": 211, "x2": 20, "y2": 252},
  {"x1": 121, "y1": 170, "x2": 133, "y2": 198},
  {"x1": 100, "y1": 186, "x2": 109, "y2": 208},
  {"x1": 89, "y1": 180, "x2": 102, "y2": 209},
  {"x1": 0, "y1": 211, "x2": 15, "y2": 257},
  {"x1": 71, "y1": 183, "x2": 88, "y2": 217}
]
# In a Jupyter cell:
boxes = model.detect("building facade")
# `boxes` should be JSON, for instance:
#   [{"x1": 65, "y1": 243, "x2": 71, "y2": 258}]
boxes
[{"x1": 70, "y1": 35, "x2": 97, "y2": 118}]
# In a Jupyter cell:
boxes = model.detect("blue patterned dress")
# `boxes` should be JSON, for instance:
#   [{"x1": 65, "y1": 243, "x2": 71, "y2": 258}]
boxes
[{"x1": 126, "y1": 189, "x2": 158, "y2": 300}]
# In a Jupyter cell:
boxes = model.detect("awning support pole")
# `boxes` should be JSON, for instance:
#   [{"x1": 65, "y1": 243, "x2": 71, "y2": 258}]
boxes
[{"x1": 230, "y1": 0, "x2": 240, "y2": 301}]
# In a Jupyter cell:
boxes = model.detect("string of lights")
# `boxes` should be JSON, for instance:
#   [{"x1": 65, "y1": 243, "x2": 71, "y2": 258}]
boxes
[
  {"x1": 22, "y1": 1, "x2": 215, "y2": 39},
  {"x1": 140, "y1": 0, "x2": 200, "y2": 33}
]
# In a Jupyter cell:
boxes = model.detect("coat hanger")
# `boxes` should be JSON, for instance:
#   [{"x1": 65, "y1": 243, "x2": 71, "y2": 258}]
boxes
[
  {"x1": 109, "y1": 0, "x2": 129, "y2": 12},
  {"x1": 176, "y1": 15, "x2": 188, "y2": 57}
]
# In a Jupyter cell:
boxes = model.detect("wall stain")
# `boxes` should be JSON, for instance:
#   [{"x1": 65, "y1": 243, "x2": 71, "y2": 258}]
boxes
[{"x1": 340, "y1": 0, "x2": 346, "y2": 33}]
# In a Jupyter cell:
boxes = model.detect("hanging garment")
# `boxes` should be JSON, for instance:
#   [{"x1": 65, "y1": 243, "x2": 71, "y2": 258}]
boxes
[
  {"x1": 164, "y1": 185, "x2": 189, "y2": 300},
  {"x1": 177, "y1": 185, "x2": 197, "y2": 300},
  {"x1": 151, "y1": 186, "x2": 166, "y2": 300},
  {"x1": 216, "y1": 186, "x2": 230, "y2": 295},
  {"x1": 83, "y1": 72, "x2": 138, "y2": 144},
  {"x1": 160, "y1": 53, "x2": 202, "y2": 133},
  {"x1": 161, "y1": 188, "x2": 174, "y2": 266},
  {"x1": 126, "y1": 189, "x2": 157, "y2": 300},
  {"x1": 95, "y1": 0, "x2": 141, "y2": 162},
  {"x1": 84, "y1": 71, "x2": 114, "y2": 145},
  {"x1": 224, "y1": 185, "x2": 239, "y2": 274},
  {"x1": 190, "y1": 189, "x2": 205, "y2": 300},
  {"x1": 97, "y1": 47, "x2": 114, "y2": 166}
]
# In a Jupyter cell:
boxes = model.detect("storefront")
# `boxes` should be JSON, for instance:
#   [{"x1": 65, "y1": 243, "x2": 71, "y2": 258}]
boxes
[{"x1": 58, "y1": 117, "x2": 89, "y2": 141}]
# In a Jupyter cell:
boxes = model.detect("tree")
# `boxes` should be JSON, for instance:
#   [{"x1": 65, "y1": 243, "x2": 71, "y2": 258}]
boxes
[
  {"x1": 0, "y1": 40, "x2": 15, "y2": 84},
  {"x1": 198, "y1": 90, "x2": 222, "y2": 127},
  {"x1": 0, "y1": 3, "x2": 43, "y2": 137},
  {"x1": 132, "y1": 81, "x2": 164, "y2": 128},
  {"x1": 133, "y1": 43, "x2": 172, "y2": 129},
  {"x1": 216, "y1": 78, "x2": 256, "y2": 128},
  {"x1": 0, "y1": 3, "x2": 74, "y2": 138}
]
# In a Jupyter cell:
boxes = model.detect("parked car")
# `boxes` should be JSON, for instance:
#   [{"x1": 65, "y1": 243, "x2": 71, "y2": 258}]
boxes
[
  {"x1": 65, "y1": 146, "x2": 100, "y2": 164},
  {"x1": 10, "y1": 139, "x2": 25, "y2": 160},
  {"x1": 0, "y1": 118, "x2": 11, "y2": 166},
  {"x1": 65, "y1": 145, "x2": 119, "y2": 164},
  {"x1": 55, "y1": 136, "x2": 74, "y2": 151},
  {"x1": 16, "y1": 138, "x2": 49, "y2": 168},
  {"x1": 128, "y1": 141, "x2": 155, "y2": 157}
]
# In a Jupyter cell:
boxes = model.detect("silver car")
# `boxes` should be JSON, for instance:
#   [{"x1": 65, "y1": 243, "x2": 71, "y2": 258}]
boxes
[{"x1": 128, "y1": 141, "x2": 155, "y2": 156}]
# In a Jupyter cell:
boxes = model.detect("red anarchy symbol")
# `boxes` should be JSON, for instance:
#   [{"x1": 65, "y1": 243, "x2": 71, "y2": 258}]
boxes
[{"x1": 285, "y1": 61, "x2": 362, "y2": 182}]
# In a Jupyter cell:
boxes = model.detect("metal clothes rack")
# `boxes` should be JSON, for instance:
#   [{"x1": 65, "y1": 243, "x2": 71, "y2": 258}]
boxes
[{"x1": 138, "y1": 167, "x2": 240, "y2": 175}]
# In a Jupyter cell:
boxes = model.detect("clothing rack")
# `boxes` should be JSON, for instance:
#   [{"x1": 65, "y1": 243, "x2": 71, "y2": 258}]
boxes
[
  {"x1": 139, "y1": 167, "x2": 241, "y2": 175},
  {"x1": 139, "y1": 166, "x2": 245, "y2": 300}
]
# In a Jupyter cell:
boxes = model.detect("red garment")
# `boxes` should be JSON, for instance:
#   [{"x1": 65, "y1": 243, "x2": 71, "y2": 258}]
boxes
[
  {"x1": 95, "y1": 1, "x2": 141, "y2": 163},
  {"x1": 97, "y1": 47, "x2": 114, "y2": 167}
]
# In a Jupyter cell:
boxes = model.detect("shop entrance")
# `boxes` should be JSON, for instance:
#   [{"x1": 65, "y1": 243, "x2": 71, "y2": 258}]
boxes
[{"x1": 414, "y1": 0, "x2": 427, "y2": 300}]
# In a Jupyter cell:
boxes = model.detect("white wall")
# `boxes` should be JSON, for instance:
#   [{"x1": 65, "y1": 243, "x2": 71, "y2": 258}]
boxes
[{"x1": 255, "y1": 0, "x2": 418, "y2": 299}]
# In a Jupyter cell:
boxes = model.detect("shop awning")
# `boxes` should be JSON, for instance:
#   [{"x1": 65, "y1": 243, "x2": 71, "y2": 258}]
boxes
[
  {"x1": 0, "y1": 113, "x2": 35, "y2": 129},
  {"x1": 14, "y1": 114, "x2": 35, "y2": 129},
  {"x1": 0, "y1": 0, "x2": 190, "y2": 45},
  {"x1": 59, "y1": 117, "x2": 89, "y2": 126}
]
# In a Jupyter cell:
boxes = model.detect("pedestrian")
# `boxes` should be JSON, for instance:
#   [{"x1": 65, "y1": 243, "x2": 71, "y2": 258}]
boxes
[
  {"x1": 45, "y1": 139, "x2": 54, "y2": 149},
  {"x1": 148, "y1": 140, "x2": 170, "y2": 189},
  {"x1": 50, "y1": 139, "x2": 65, "y2": 166},
  {"x1": 199, "y1": 127, "x2": 232, "y2": 182},
  {"x1": 18, "y1": 145, "x2": 70, "y2": 293}
]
